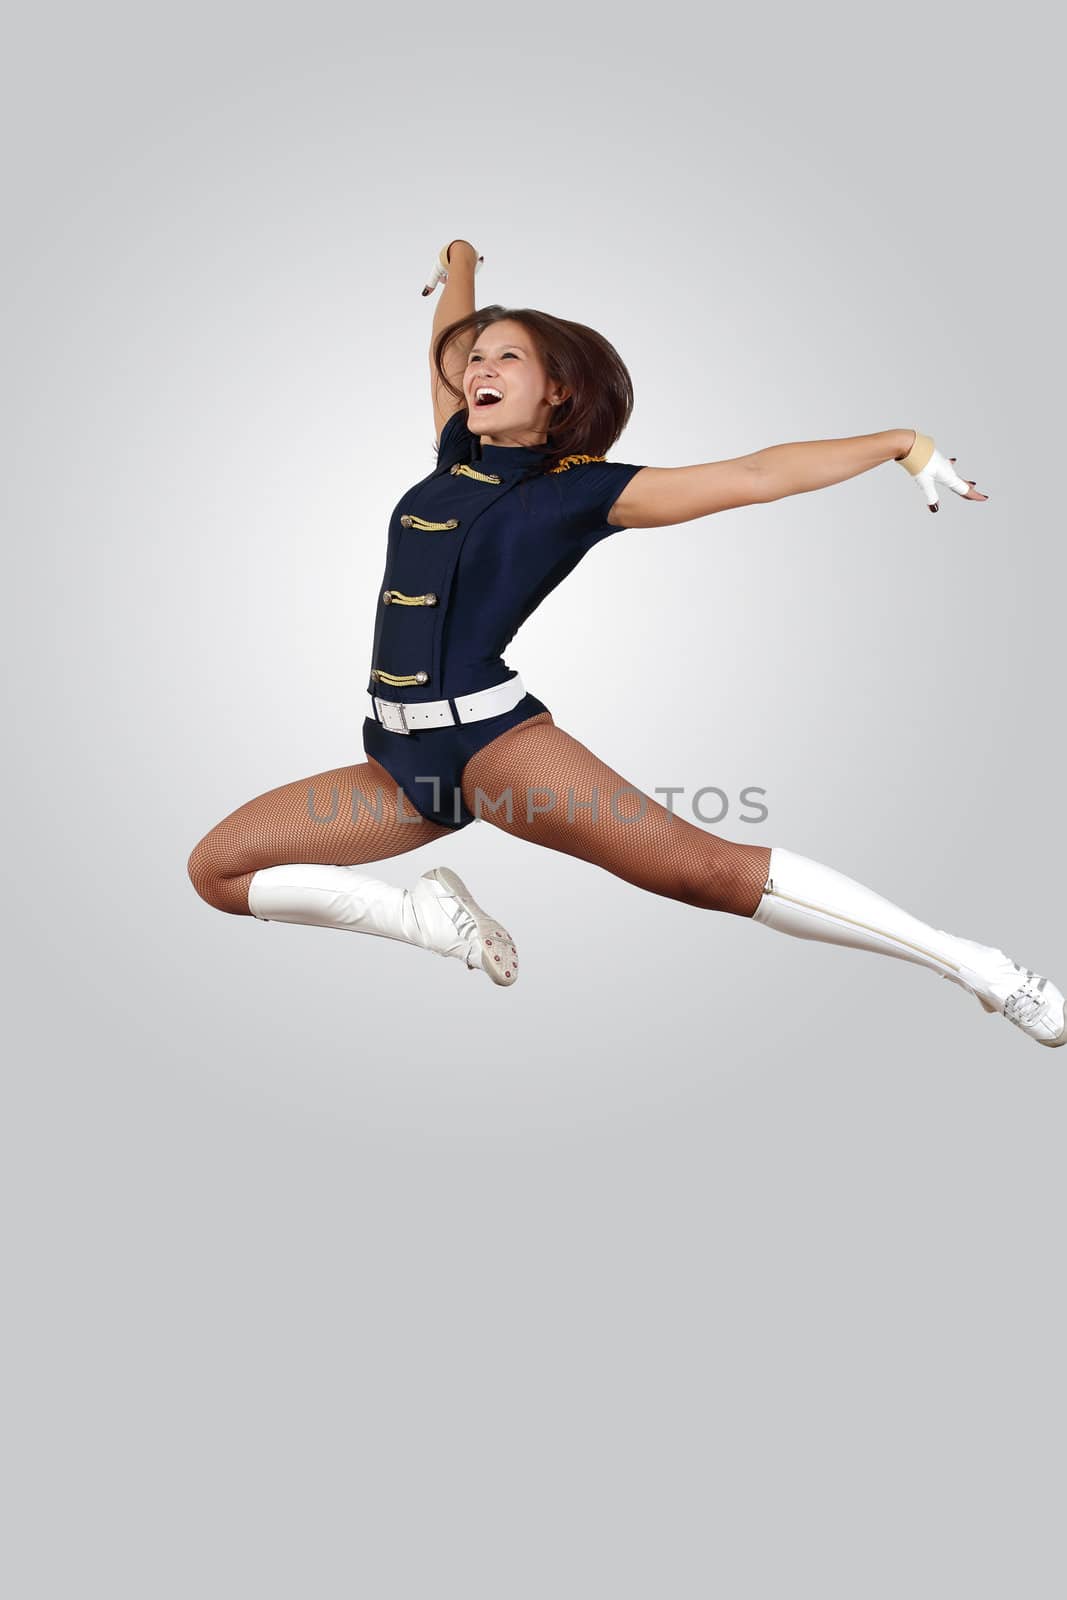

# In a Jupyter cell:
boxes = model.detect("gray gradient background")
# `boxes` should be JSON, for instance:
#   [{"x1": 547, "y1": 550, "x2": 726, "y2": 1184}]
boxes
[{"x1": 4, "y1": 2, "x2": 1064, "y2": 1595}]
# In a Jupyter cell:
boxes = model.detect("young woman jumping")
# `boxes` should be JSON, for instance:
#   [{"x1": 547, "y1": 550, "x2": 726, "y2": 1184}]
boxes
[{"x1": 187, "y1": 239, "x2": 1065, "y2": 1048}]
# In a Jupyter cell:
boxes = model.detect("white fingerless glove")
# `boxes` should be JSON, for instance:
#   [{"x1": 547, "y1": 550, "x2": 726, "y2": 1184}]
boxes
[
  {"x1": 896, "y1": 430, "x2": 973, "y2": 511},
  {"x1": 421, "y1": 240, "x2": 484, "y2": 297}
]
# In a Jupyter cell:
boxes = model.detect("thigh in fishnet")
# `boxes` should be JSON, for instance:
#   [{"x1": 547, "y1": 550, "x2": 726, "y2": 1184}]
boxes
[
  {"x1": 460, "y1": 713, "x2": 771, "y2": 917},
  {"x1": 188, "y1": 755, "x2": 452, "y2": 916}
]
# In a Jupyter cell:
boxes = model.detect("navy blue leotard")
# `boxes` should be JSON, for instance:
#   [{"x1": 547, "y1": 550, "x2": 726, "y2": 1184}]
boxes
[{"x1": 362, "y1": 409, "x2": 646, "y2": 829}]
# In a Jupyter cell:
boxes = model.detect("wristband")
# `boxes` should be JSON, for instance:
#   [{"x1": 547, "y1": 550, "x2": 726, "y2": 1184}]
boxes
[
  {"x1": 422, "y1": 241, "x2": 484, "y2": 296},
  {"x1": 896, "y1": 431, "x2": 935, "y2": 475}
]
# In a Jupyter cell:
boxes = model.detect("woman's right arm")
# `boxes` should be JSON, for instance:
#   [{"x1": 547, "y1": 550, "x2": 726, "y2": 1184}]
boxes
[{"x1": 428, "y1": 240, "x2": 480, "y2": 437}]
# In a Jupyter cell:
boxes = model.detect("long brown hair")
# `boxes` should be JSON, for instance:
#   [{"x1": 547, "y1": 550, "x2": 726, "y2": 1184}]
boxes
[{"x1": 430, "y1": 304, "x2": 635, "y2": 476}]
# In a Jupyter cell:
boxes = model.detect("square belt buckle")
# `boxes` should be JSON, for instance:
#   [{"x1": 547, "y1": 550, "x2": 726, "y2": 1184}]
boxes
[{"x1": 376, "y1": 697, "x2": 410, "y2": 735}]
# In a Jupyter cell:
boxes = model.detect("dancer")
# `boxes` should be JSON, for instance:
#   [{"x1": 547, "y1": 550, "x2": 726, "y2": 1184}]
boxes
[{"x1": 187, "y1": 239, "x2": 1064, "y2": 1046}]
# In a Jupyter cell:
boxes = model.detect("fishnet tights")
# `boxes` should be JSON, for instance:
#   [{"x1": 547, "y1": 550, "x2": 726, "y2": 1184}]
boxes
[
  {"x1": 187, "y1": 710, "x2": 771, "y2": 920},
  {"x1": 187, "y1": 754, "x2": 453, "y2": 916},
  {"x1": 460, "y1": 713, "x2": 771, "y2": 918}
]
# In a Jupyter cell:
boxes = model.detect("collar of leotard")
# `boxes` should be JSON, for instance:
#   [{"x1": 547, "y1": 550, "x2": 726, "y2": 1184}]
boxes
[
  {"x1": 473, "y1": 439, "x2": 608, "y2": 476},
  {"x1": 474, "y1": 437, "x2": 554, "y2": 471}
]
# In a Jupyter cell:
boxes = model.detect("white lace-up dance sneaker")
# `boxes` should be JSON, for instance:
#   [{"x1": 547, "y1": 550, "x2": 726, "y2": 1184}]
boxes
[
  {"x1": 411, "y1": 867, "x2": 519, "y2": 986},
  {"x1": 947, "y1": 940, "x2": 1067, "y2": 1047}
]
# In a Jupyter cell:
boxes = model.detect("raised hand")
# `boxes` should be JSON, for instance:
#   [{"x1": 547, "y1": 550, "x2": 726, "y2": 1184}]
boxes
[{"x1": 421, "y1": 239, "x2": 484, "y2": 297}]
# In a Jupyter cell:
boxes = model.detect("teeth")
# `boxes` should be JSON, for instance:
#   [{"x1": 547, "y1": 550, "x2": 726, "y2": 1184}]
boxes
[{"x1": 476, "y1": 387, "x2": 503, "y2": 401}]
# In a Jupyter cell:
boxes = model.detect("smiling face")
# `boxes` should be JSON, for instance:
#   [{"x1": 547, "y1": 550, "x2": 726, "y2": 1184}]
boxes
[{"x1": 465, "y1": 319, "x2": 571, "y2": 447}]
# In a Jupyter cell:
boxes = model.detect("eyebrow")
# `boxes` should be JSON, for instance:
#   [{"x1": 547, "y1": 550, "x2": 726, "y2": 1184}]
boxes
[{"x1": 469, "y1": 343, "x2": 527, "y2": 355}]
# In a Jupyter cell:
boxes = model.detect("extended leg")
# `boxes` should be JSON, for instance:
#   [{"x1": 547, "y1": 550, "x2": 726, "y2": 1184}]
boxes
[
  {"x1": 753, "y1": 845, "x2": 1066, "y2": 1046},
  {"x1": 459, "y1": 715, "x2": 1066, "y2": 1044},
  {"x1": 459, "y1": 712, "x2": 772, "y2": 916}
]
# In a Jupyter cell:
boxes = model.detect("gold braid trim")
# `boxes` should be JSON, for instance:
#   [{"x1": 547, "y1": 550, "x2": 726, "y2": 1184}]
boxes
[
  {"x1": 450, "y1": 463, "x2": 502, "y2": 483},
  {"x1": 547, "y1": 454, "x2": 607, "y2": 474},
  {"x1": 370, "y1": 668, "x2": 426, "y2": 686}
]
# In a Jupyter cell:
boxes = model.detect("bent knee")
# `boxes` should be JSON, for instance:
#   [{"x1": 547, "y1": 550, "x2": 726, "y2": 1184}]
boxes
[{"x1": 187, "y1": 834, "x2": 248, "y2": 915}]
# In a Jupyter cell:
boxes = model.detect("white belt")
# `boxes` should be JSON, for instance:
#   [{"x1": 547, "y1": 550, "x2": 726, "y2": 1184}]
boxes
[{"x1": 367, "y1": 673, "x2": 526, "y2": 735}]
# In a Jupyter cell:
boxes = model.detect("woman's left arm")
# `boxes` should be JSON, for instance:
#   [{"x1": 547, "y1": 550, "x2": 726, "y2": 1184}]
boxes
[
  {"x1": 751, "y1": 427, "x2": 988, "y2": 509},
  {"x1": 610, "y1": 428, "x2": 988, "y2": 528},
  {"x1": 753, "y1": 428, "x2": 916, "y2": 499}
]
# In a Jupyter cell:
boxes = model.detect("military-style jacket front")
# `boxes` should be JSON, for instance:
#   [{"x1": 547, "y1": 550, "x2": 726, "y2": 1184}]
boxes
[{"x1": 366, "y1": 410, "x2": 645, "y2": 704}]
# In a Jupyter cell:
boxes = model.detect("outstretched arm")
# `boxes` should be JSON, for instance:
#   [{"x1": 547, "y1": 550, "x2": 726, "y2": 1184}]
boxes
[
  {"x1": 750, "y1": 428, "x2": 915, "y2": 499},
  {"x1": 749, "y1": 428, "x2": 987, "y2": 509},
  {"x1": 610, "y1": 428, "x2": 986, "y2": 529}
]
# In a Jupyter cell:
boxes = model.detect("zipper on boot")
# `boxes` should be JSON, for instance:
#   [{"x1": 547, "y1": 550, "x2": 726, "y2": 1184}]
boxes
[
  {"x1": 760, "y1": 875, "x2": 999, "y2": 1013},
  {"x1": 760, "y1": 875, "x2": 964, "y2": 974}
]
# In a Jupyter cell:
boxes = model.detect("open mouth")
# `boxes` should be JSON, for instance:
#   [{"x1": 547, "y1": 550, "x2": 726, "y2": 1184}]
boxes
[{"x1": 474, "y1": 388, "x2": 503, "y2": 407}]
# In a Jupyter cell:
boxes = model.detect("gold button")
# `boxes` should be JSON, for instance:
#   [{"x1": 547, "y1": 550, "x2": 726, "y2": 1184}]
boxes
[
  {"x1": 382, "y1": 589, "x2": 392, "y2": 603},
  {"x1": 415, "y1": 671, "x2": 429, "y2": 685},
  {"x1": 445, "y1": 519, "x2": 459, "y2": 529},
  {"x1": 400, "y1": 515, "x2": 412, "y2": 527},
  {"x1": 424, "y1": 593, "x2": 438, "y2": 606}
]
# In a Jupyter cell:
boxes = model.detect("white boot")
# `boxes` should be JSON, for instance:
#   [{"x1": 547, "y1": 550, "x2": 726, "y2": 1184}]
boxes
[
  {"x1": 752, "y1": 846, "x2": 1066, "y2": 1048},
  {"x1": 247, "y1": 863, "x2": 519, "y2": 986}
]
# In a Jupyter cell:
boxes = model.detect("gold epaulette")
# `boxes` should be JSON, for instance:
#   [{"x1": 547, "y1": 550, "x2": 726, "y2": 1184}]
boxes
[{"x1": 547, "y1": 454, "x2": 607, "y2": 474}]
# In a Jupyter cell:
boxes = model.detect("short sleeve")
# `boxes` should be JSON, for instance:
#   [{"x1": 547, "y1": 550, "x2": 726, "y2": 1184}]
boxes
[
  {"x1": 434, "y1": 408, "x2": 474, "y2": 471},
  {"x1": 561, "y1": 459, "x2": 647, "y2": 549}
]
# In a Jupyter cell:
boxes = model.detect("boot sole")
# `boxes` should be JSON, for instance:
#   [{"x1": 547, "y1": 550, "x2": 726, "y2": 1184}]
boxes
[{"x1": 427, "y1": 867, "x2": 519, "y2": 986}]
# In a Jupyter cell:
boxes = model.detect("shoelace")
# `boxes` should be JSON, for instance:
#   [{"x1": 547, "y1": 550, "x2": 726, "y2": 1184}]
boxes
[
  {"x1": 442, "y1": 893, "x2": 478, "y2": 943},
  {"x1": 427, "y1": 885, "x2": 481, "y2": 964},
  {"x1": 409, "y1": 882, "x2": 473, "y2": 947},
  {"x1": 1002, "y1": 970, "x2": 1049, "y2": 1028}
]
